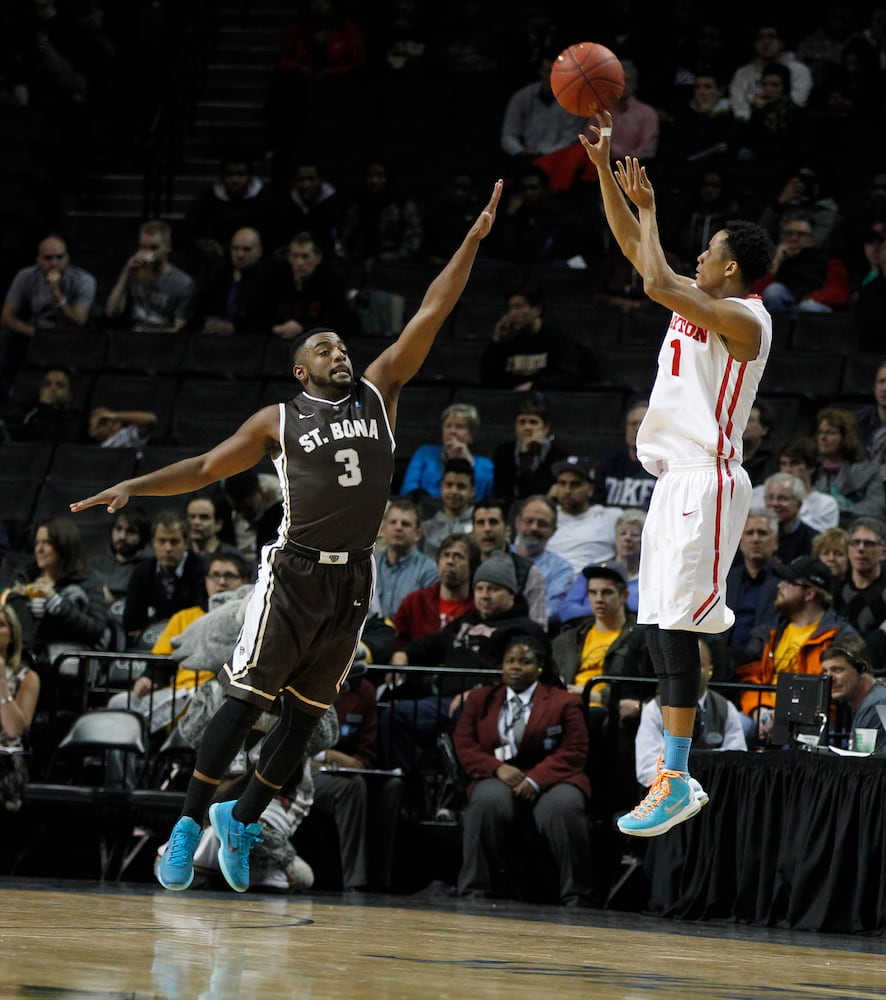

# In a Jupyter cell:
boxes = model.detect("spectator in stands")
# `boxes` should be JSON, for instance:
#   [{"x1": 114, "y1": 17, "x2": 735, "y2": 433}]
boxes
[
  {"x1": 176, "y1": 153, "x2": 283, "y2": 283},
  {"x1": 554, "y1": 507, "x2": 645, "y2": 628},
  {"x1": 400, "y1": 402, "x2": 494, "y2": 501},
  {"x1": 605, "y1": 59, "x2": 661, "y2": 165},
  {"x1": 757, "y1": 163, "x2": 845, "y2": 256},
  {"x1": 821, "y1": 638, "x2": 886, "y2": 750},
  {"x1": 853, "y1": 233, "x2": 886, "y2": 353},
  {"x1": 308, "y1": 659, "x2": 402, "y2": 892},
  {"x1": 484, "y1": 164, "x2": 586, "y2": 265},
  {"x1": 498, "y1": 49, "x2": 587, "y2": 188},
  {"x1": 772, "y1": 435, "x2": 840, "y2": 531},
  {"x1": 742, "y1": 400, "x2": 779, "y2": 487},
  {"x1": 635, "y1": 638, "x2": 746, "y2": 788},
  {"x1": 734, "y1": 63, "x2": 810, "y2": 175},
  {"x1": 122, "y1": 509, "x2": 207, "y2": 650},
  {"x1": 471, "y1": 500, "x2": 547, "y2": 628},
  {"x1": 552, "y1": 563, "x2": 649, "y2": 706},
  {"x1": 661, "y1": 167, "x2": 741, "y2": 277},
  {"x1": 752, "y1": 210, "x2": 850, "y2": 318},
  {"x1": 185, "y1": 494, "x2": 242, "y2": 562},
  {"x1": 219, "y1": 468, "x2": 283, "y2": 567},
  {"x1": 812, "y1": 406, "x2": 886, "y2": 527},
  {"x1": 762, "y1": 471, "x2": 819, "y2": 563},
  {"x1": 480, "y1": 286, "x2": 583, "y2": 391},
  {"x1": 843, "y1": 168, "x2": 886, "y2": 276},
  {"x1": 282, "y1": 157, "x2": 344, "y2": 259},
  {"x1": 339, "y1": 158, "x2": 423, "y2": 278},
  {"x1": 419, "y1": 458, "x2": 475, "y2": 560},
  {"x1": 728, "y1": 22, "x2": 813, "y2": 123},
  {"x1": 192, "y1": 227, "x2": 274, "y2": 336},
  {"x1": 108, "y1": 553, "x2": 252, "y2": 735},
  {"x1": 422, "y1": 170, "x2": 484, "y2": 265},
  {"x1": 454, "y1": 630, "x2": 594, "y2": 906},
  {"x1": 736, "y1": 555, "x2": 858, "y2": 742},
  {"x1": 851, "y1": 358, "x2": 886, "y2": 478},
  {"x1": 94, "y1": 506, "x2": 151, "y2": 609},
  {"x1": 492, "y1": 390, "x2": 570, "y2": 508},
  {"x1": 657, "y1": 72, "x2": 739, "y2": 177},
  {"x1": 724, "y1": 507, "x2": 780, "y2": 667},
  {"x1": 87, "y1": 405, "x2": 156, "y2": 449},
  {"x1": 11, "y1": 515, "x2": 111, "y2": 671},
  {"x1": 382, "y1": 553, "x2": 547, "y2": 773},
  {"x1": 796, "y1": 6, "x2": 855, "y2": 87},
  {"x1": 832, "y1": 516, "x2": 886, "y2": 672},
  {"x1": 373, "y1": 497, "x2": 438, "y2": 620},
  {"x1": 547, "y1": 456, "x2": 623, "y2": 575},
  {"x1": 811, "y1": 525, "x2": 851, "y2": 598},
  {"x1": 593, "y1": 400, "x2": 655, "y2": 511},
  {"x1": 4, "y1": 366, "x2": 84, "y2": 444},
  {"x1": 265, "y1": 230, "x2": 355, "y2": 340},
  {"x1": 393, "y1": 531, "x2": 478, "y2": 649},
  {"x1": 0, "y1": 602, "x2": 39, "y2": 815},
  {"x1": 105, "y1": 219, "x2": 194, "y2": 332},
  {"x1": 511, "y1": 494, "x2": 574, "y2": 625},
  {"x1": 0, "y1": 235, "x2": 96, "y2": 396}
]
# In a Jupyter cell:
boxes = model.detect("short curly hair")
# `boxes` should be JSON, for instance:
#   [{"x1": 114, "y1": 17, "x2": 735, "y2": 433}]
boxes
[{"x1": 722, "y1": 220, "x2": 776, "y2": 287}]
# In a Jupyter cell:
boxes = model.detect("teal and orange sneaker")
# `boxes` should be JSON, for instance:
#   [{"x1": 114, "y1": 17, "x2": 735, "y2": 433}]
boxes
[
  {"x1": 209, "y1": 800, "x2": 264, "y2": 892},
  {"x1": 156, "y1": 816, "x2": 202, "y2": 890},
  {"x1": 617, "y1": 770, "x2": 701, "y2": 838}
]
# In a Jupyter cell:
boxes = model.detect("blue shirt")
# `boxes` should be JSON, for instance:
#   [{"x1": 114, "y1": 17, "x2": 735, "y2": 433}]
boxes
[
  {"x1": 373, "y1": 547, "x2": 439, "y2": 619},
  {"x1": 400, "y1": 445, "x2": 494, "y2": 499}
]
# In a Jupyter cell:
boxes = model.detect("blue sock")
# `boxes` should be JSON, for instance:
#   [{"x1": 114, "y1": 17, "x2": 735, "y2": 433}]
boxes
[{"x1": 664, "y1": 734, "x2": 692, "y2": 774}]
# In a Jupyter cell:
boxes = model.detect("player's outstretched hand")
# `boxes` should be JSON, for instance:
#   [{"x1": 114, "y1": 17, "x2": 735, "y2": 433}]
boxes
[
  {"x1": 473, "y1": 179, "x2": 503, "y2": 239},
  {"x1": 70, "y1": 483, "x2": 131, "y2": 515},
  {"x1": 579, "y1": 109, "x2": 613, "y2": 171},
  {"x1": 615, "y1": 156, "x2": 654, "y2": 210}
]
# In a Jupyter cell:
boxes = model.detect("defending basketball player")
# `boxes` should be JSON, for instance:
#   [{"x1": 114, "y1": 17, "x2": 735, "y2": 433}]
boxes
[
  {"x1": 580, "y1": 112, "x2": 775, "y2": 836},
  {"x1": 70, "y1": 181, "x2": 502, "y2": 892}
]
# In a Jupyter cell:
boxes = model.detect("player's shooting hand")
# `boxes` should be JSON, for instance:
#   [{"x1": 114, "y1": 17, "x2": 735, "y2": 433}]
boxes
[
  {"x1": 580, "y1": 110, "x2": 613, "y2": 169},
  {"x1": 70, "y1": 483, "x2": 132, "y2": 514}
]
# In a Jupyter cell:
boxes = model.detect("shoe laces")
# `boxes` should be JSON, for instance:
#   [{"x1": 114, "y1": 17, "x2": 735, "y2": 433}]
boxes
[
  {"x1": 232, "y1": 822, "x2": 264, "y2": 853},
  {"x1": 167, "y1": 823, "x2": 200, "y2": 865},
  {"x1": 630, "y1": 770, "x2": 684, "y2": 819}
]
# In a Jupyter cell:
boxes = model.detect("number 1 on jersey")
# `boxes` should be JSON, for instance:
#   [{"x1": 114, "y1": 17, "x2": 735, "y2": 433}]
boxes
[{"x1": 669, "y1": 338, "x2": 681, "y2": 376}]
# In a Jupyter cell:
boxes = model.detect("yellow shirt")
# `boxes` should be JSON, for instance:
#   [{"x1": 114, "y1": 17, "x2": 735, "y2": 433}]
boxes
[
  {"x1": 773, "y1": 621, "x2": 818, "y2": 675},
  {"x1": 151, "y1": 607, "x2": 214, "y2": 690},
  {"x1": 574, "y1": 626, "x2": 621, "y2": 691}
]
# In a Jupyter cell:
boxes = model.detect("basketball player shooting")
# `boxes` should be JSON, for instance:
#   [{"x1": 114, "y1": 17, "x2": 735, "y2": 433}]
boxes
[{"x1": 580, "y1": 111, "x2": 774, "y2": 837}]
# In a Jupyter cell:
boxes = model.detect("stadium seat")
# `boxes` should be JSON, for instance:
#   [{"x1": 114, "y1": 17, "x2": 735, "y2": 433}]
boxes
[
  {"x1": 25, "y1": 327, "x2": 107, "y2": 373},
  {"x1": 103, "y1": 329, "x2": 187, "y2": 375},
  {"x1": 181, "y1": 332, "x2": 268, "y2": 379},
  {"x1": 87, "y1": 372, "x2": 178, "y2": 444}
]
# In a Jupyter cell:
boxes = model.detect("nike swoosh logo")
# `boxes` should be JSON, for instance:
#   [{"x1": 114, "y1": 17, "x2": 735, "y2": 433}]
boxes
[
  {"x1": 298, "y1": 413, "x2": 313, "y2": 419},
  {"x1": 682, "y1": 511, "x2": 697, "y2": 517},
  {"x1": 664, "y1": 798, "x2": 686, "y2": 815}
]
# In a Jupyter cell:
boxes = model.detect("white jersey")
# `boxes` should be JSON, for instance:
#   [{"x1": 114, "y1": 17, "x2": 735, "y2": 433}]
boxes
[{"x1": 636, "y1": 295, "x2": 771, "y2": 476}]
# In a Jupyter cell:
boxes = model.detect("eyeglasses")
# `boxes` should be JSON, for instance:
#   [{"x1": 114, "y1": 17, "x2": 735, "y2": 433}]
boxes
[
  {"x1": 783, "y1": 229, "x2": 814, "y2": 238},
  {"x1": 207, "y1": 571, "x2": 244, "y2": 582},
  {"x1": 849, "y1": 538, "x2": 882, "y2": 549}
]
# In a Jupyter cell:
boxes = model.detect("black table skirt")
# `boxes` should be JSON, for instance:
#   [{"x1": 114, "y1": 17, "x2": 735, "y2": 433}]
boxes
[{"x1": 644, "y1": 749, "x2": 886, "y2": 934}]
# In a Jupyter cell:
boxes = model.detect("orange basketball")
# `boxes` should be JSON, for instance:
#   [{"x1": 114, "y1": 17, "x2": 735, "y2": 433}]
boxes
[{"x1": 550, "y1": 42, "x2": 625, "y2": 117}]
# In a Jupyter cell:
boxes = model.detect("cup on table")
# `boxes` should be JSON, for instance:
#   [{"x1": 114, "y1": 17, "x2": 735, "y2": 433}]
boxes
[{"x1": 854, "y1": 728, "x2": 878, "y2": 753}]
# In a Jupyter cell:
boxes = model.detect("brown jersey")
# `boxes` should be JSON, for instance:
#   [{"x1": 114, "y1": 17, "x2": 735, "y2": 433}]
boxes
[{"x1": 276, "y1": 377, "x2": 395, "y2": 552}]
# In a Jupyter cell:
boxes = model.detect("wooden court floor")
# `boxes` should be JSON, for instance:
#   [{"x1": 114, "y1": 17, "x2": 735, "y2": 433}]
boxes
[{"x1": 0, "y1": 880, "x2": 883, "y2": 999}]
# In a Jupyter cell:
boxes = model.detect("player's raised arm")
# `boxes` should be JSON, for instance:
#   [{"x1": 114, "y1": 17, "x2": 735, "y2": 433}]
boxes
[
  {"x1": 70, "y1": 407, "x2": 280, "y2": 513},
  {"x1": 365, "y1": 179, "x2": 502, "y2": 401}
]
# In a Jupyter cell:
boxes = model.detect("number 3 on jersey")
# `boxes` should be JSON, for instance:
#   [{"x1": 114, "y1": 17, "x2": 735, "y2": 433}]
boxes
[{"x1": 335, "y1": 447, "x2": 363, "y2": 486}]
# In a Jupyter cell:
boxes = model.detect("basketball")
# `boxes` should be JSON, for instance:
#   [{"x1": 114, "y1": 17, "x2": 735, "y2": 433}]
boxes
[{"x1": 550, "y1": 42, "x2": 625, "y2": 118}]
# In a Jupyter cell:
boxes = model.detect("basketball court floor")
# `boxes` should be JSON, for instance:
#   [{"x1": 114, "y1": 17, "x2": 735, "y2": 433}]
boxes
[{"x1": 0, "y1": 879, "x2": 883, "y2": 999}]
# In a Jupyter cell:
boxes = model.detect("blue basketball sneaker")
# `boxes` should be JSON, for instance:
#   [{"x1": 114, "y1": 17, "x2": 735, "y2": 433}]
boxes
[
  {"x1": 617, "y1": 770, "x2": 701, "y2": 838},
  {"x1": 156, "y1": 816, "x2": 203, "y2": 890},
  {"x1": 209, "y1": 800, "x2": 264, "y2": 892}
]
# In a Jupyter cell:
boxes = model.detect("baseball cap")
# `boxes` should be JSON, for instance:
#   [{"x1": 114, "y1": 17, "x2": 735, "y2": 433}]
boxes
[
  {"x1": 551, "y1": 455, "x2": 593, "y2": 482},
  {"x1": 773, "y1": 556, "x2": 832, "y2": 590},
  {"x1": 581, "y1": 563, "x2": 627, "y2": 587},
  {"x1": 473, "y1": 552, "x2": 518, "y2": 593}
]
